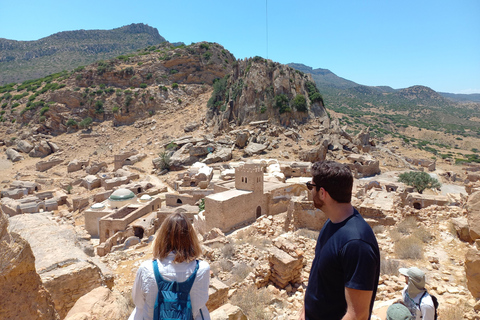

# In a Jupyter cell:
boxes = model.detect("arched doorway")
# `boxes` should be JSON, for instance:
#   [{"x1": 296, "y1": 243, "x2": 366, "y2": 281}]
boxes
[
  {"x1": 133, "y1": 226, "x2": 144, "y2": 239},
  {"x1": 256, "y1": 206, "x2": 262, "y2": 218},
  {"x1": 413, "y1": 202, "x2": 422, "y2": 210}
]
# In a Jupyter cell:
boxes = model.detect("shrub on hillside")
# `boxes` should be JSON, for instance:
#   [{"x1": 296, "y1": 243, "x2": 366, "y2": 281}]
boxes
[{"x1": 394, "y1": 236, "x2": 424, "y2": 259}]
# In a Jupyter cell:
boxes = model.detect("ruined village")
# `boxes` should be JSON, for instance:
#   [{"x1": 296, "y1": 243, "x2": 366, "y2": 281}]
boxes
[{"x1": 1, "y1": 42, "x2": 480, "y2": 320}]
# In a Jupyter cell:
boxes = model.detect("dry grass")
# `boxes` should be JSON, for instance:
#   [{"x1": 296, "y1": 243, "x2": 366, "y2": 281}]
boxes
[
  {"x1": 295, "y1": 228, "x2": 319, "y2": 240},
  {"x1": 230, "y1": 286, "x2": 276, "y2": 320},
  {"x1": 412, "y1": 227, "x2": 434, "y2": 243},
  {"x1": 380, "y1": 254, "x2": 401, "y2": 276},
  {"x1": 231, "y1": 262, "x2": 254, "y2": 283},
  {"x1": 221, "y1": 243, "x2": 235, "y2": 259},
  {"x1": 394, "y1": 236, "x2": 424, "y2": 259},
  {"x1": 397, "y1": 216, "x2": 417, "y2": 235}
]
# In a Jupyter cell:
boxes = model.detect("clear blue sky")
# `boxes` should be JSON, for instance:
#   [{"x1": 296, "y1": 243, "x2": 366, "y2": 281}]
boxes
[{"x1": 1, "y1": 0, "x2": 479, "y2": 94}]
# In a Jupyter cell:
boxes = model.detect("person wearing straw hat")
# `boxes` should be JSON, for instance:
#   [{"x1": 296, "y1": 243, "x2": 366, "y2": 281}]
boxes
[{"x1": 399, "y1": 267, "x2": 435, "y2": 320}]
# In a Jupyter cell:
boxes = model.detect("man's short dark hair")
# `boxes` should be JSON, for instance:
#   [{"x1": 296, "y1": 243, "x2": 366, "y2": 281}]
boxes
[{"x1": 311, "y1": 161, "x2": 353, "y2": 203}]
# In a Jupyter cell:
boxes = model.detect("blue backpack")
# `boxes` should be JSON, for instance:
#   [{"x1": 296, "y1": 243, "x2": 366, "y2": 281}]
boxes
[{"x1": 152, "y1": 259, "x2": 204, "y2": 320}]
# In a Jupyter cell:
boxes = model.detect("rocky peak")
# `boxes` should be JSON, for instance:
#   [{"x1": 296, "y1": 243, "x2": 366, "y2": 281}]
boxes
[{"x1": 206, "y1": 56, "x2": 328, "y2": 131}]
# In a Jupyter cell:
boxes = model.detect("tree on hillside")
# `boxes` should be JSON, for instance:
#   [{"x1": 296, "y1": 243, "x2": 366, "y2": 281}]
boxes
[{"x1": 398, "y1": 171, "x2": 441, "y2": 194}]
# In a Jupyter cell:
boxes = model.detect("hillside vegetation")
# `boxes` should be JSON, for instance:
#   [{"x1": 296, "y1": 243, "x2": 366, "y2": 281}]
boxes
[{"x1": 0, "y1": 23, "x2": 166, "y2": 85}]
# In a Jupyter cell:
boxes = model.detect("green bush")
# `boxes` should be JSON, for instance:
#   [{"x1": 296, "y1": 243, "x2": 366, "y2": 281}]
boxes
[
  {"x1": 293, "y1": 94, "x2": 307, "y2": 112},
  {"x1": 112, "y1": 106, "x2": 119, "y2": 113},
  {"x1": 207, "y1": 76, "x2": 228, "y2": 109},
  {"x1": 398, "y1": 171, "x2": 441, "y2": 193},
  {"x1": 140, "y1": 83, "x2": 147, "y2": 88},
  {"x1": 94, "y1": 100, "x2": 104, "y2": 114},
  {"x1": 274, "y1": 94, "x2": 291, "y2": 113},
  {"x1": 39, "y1": 106, "x2": 49, "y2": 116},
  {"x1": 79, "y1": 117, "x2": 93, "y2": 129},
  {"x1": 66, "y1": 119, "x2": 77, "y2": 127},
  {"x1": 172, "y1": 83, "x2": 179, "y2": 89}
]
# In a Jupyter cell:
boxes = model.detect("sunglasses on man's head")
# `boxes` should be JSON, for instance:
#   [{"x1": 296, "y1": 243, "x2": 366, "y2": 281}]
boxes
[{"x1": 306, "y1": 182, "x2": 317, "y2": 190}]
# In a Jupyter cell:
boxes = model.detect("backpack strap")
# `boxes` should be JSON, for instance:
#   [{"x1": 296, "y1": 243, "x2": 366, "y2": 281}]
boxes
[{"x1": 417, "y1": 291, "x2": 428, "y2": 319}]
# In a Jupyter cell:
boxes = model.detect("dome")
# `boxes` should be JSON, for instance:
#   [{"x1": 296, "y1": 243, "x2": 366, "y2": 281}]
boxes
[
  {"x1": 140, "y1": 194, "x2": 152, "y2": 201},
  {"x1": 109, "y1": 188, "x2": 135, "y2": 201},
  {"x1": 91, "y1": 202, "x2": 105, "y2": 209}
]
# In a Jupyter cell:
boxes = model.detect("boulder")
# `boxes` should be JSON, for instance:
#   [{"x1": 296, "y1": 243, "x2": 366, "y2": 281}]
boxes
[
  {"x1": 170, "y1": 143, "x2": 199, "y2": 170},
  {"x1": 207, "y1": 277, "x2": 229, "y2": 312},
  {"x1": 29, "y1": 140, "x2": 53, "y2": 157},
  {"x1": 189, "y1": 144, "x2": 216, "y2": 157},
  {"x1": 0, "y1": 209, "x2": 59, "y2": 319},
  {"x1": 467, "y1": 191, "x2": 480, "y2": 241},
  {"x1": 8, "y1": 213, "x2": 113, "y2": 319},
  {"x1": 6, "y1": 147, "x2": 24, "y2": 162},
  {"x1": 235, "y1": 131, "x2": 250, "y2": 148},
  {"x1": 244, "y1": 143, "x2": 267, "y2": 156},
  {"x1": 64, "y1": 287, "x2": 131, "y2": 320},
  {"x1": 203, "y1": 147, "x2": 232, "y2": 164},
  {"x1": 86, "y1": 161, "x2": 107, "y2": 175},
  {"x1": 451, "y1": 217, "x2": 472, "y2": 242},
  {"x1": 184, "y1": 121, "x2": 200, "y2": 133},
  {"x1": 465, "y1": 248, "x2": 480, "y2": 299},
  {"x1": 298, "y1": 139, "x2": 328, "y2": 163},
  {"x1": 210, "y1": 303, "x2": 247, "y2": 320},
  {"x1": 16, "y1": 139, "x2": 34, "y2": 153}
]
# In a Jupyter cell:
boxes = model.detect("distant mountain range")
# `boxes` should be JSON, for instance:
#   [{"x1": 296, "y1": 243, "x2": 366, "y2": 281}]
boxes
[
  {"x1": 0, "y1": 23, "x2": 166, "y2": 85},
  {"x1": 288, "y1": 63, "x2": 480, "y2": 103}
]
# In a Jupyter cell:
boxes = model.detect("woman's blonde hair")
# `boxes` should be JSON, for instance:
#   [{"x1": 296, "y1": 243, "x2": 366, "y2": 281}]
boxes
[{"x1": 152, "y1": 212, "x2": 202, "y2": 263}]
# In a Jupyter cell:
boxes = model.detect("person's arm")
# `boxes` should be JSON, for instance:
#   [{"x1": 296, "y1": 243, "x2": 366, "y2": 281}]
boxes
[
  {"x1": 341, "y1": 287, "x2": 373, "y2": 320},
  {"x1": 191, "y1": 261, "x2": 211, "y2": 319},
  {"x1": 130, "y1": 264, "x2": 146, "y2": 320}
]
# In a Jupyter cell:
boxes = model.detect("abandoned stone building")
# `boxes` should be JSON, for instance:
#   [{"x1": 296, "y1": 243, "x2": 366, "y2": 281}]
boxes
[{"x1": 204, "y1": 163, "x2": 307, "y2": 233}]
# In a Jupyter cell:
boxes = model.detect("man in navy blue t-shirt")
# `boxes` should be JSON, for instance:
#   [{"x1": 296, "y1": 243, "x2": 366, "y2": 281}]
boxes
[{"x1": 299, "y1": 161, "x2": 380, "y2": 320}]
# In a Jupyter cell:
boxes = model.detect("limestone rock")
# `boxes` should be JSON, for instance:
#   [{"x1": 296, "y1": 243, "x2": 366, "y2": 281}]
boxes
[
  {"x1": 170, "y1": 143, "x2": 199, "y2": 170},
  {"x1": 452, "y1": 217, "x2": 472, "y2": 242},
  {"x1": 184, "y1": 121, "x2": 200, "y2": 133},
  {"x1": 467, "y1": 191, "x2": 480, "y2": 241},
  {"x1": 210, "y1": 303, "x2": 247, "y2": 320},
  {"x1": 465, "y1": 248, "x2": 480, "y2": 299},
  {"x1": 8, "y1": 213, "x2": 112, "y2": 318},
  {"x1": 16, "y1": 139, "x2": 34, "y2": 153},
  {"x1": 235, "y1": 130, "x2": 250, "y2": 148},
  {"x1": 6, "y1": 147, "x2": 24, "y2": 162},
  {"x1": 244, "y1": 142, "x2": 267, "y2": 156},
  {"x1": 64, "y1": 286, "x2": 131, "y2": 320},
  {"x1": 298, "y1": 139, "x2": 328, "y2": 163},
  {"x1": 203, "y1": 147, "x2": 232, "y2": 164},
  {"x1": 29, "y1": 140, "x2": 53, "y2": 157},
  {"x1": 0, "y1": 209, "x2": 59, "y2": 319},
  {"x1": 207, "y1": 277, "x2": 229, "y2": 312}
]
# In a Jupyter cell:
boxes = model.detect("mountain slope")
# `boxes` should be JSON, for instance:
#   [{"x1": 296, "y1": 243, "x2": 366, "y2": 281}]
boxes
[{"x1": 0, "y1": 23, "x2": 166, "y2": 85}]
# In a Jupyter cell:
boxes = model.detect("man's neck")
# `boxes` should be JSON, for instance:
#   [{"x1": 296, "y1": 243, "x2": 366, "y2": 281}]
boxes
[{"x1": 324, "y1": 203, "x2": 354, "y2": 224}]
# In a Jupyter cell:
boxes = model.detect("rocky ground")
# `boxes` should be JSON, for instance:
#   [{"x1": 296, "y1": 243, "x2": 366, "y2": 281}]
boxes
[{"x1": 1, "y1": 89, "x2": 480, "y2": 319}]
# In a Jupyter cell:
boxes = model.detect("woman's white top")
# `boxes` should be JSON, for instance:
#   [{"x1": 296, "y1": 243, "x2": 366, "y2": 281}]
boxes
[
  {"x1": 129, "y1": 252, "x2": 211, "y2": 320},
  {"x1": 401, "y1": 286, "x2": 435, "y2": 320}
]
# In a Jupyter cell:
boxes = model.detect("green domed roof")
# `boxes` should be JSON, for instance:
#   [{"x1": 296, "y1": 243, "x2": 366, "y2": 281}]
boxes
[{"x1": 109, "y1": 188, "x2": 135, "y2": 201}]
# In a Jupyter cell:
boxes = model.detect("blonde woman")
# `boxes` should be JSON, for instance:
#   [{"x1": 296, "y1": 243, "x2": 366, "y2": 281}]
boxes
[{"x1": 129, "y1": 212, "x2": 210, "y2": 320}]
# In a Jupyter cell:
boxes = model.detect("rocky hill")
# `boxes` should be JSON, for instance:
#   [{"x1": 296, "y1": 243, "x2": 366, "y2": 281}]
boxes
[
  {"x1": 0, "y1": 43, "x2": 326, "y2": 137},
  {"x1": 0, "y1": 23, "x2": 166, "y2": 85}
]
